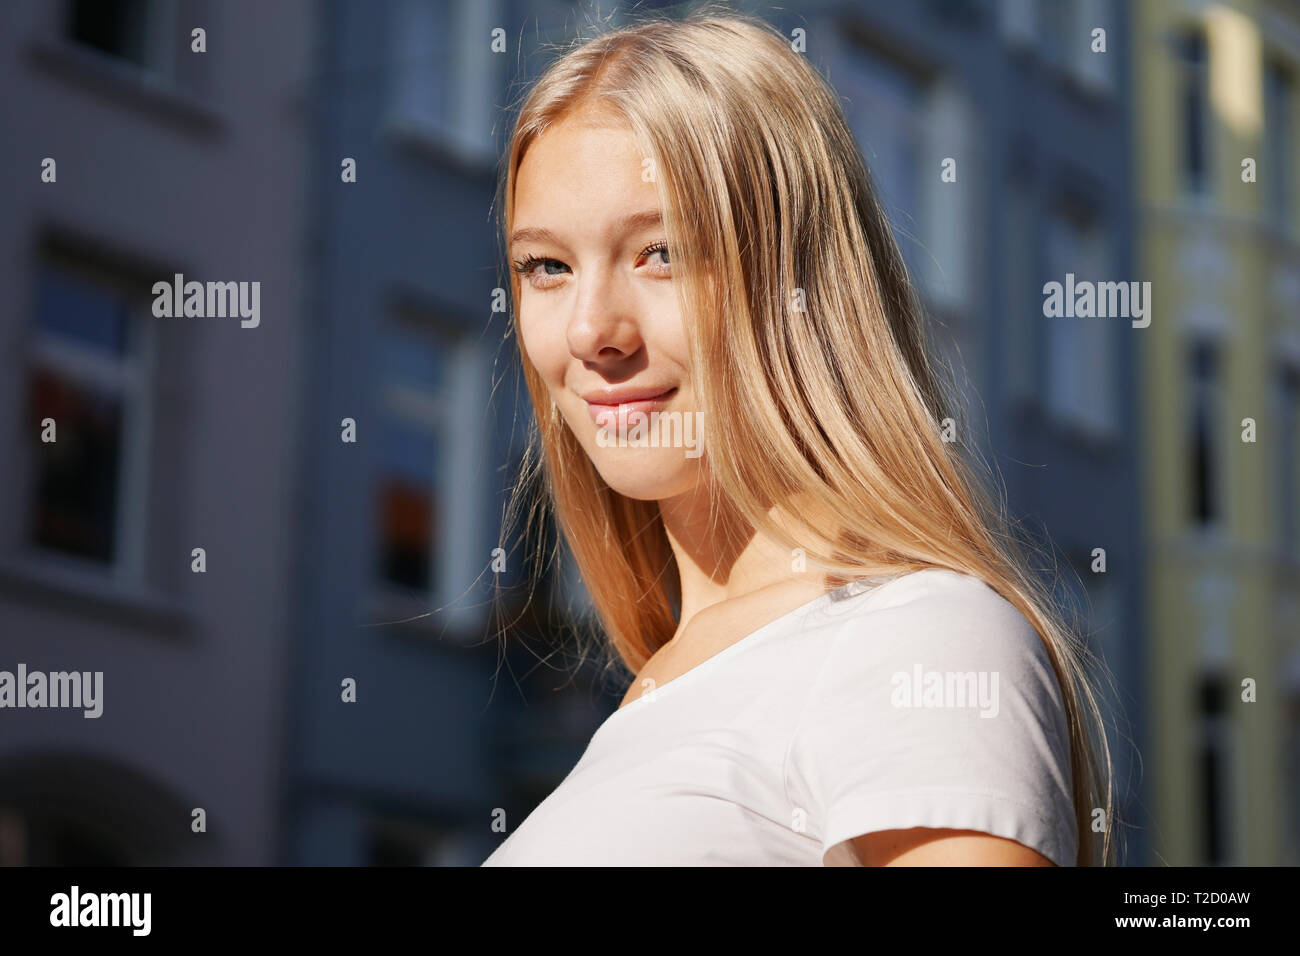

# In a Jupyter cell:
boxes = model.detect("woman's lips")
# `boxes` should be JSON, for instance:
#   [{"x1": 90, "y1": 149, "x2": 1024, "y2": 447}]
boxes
[{"x1": 583, "y1": 387, "x2": 677, "y2": 426}]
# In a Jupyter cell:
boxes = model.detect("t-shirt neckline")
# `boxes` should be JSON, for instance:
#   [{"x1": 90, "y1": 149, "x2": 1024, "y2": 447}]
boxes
[{"x1": 594, "y1": 574, "x2": 899, "y2": 734}]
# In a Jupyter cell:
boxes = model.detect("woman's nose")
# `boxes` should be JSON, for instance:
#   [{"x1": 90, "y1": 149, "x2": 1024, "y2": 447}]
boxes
[{"x1": 565, "y1": 267, "x2": 642, "y2": 362}]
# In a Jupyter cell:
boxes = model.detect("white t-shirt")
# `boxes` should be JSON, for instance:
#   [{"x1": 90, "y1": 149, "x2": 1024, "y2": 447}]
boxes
[{"x1": 481, "y1": 567, "x2": 1078, "y2": 866}]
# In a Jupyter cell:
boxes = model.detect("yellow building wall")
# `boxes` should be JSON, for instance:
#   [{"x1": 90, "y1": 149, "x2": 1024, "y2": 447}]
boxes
[{"x1": 1135, "y1": 0, "x2": 1298, "y2": 865}]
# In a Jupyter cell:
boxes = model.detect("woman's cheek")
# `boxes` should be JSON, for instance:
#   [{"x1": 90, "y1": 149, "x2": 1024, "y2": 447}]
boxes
[{"x1": 518, "y1": 316, "x2": 558, "y2": 385}]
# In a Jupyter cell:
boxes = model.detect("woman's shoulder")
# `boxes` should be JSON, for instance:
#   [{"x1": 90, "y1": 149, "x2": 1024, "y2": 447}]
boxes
[
  {"x1": 786, "y1": 566, "x2": 1078, "y2": 866},
  {"x1": 819, "y1": 566, "x2": 1036, "y2": 630},
  {"x1": 831, "y1": 566, "x2": 1013, "y2": 610},
  {"x1": 809, "y1": 566, "x2": 1058, "y2": 690}
]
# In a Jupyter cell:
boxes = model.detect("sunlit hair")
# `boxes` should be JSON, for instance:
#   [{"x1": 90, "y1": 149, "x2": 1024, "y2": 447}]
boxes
[{"x1": 494, "y1": 7, "x2": 1118, "y2": 866}]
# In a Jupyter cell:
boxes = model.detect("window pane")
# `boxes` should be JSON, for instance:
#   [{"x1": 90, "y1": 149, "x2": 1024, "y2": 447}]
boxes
[
  {"x1": 1279, "y1": 367, "x2": 1299, "y2": 553},
  {"x1": 838, "y1": 49, "x2": 923, "y2": 277},
  {"x1": 380, "y1": 319, "x2": 445, "y2": 393},
  {"x1": 1043, "y1": 212, "x2": 1116, "y2": 435},
  {"x1": 376, "y1": 417, "x2": 439, "y2": 592},
  {"x1": 1179, "y1": 32, "x2": 1208, "y2": 195},
  {"x1": 1198, "y1": 672, "x2": 1228, "y2": 864},
  {"x1": 1266, "y1": 60, "x2": 1293, "y2": 228},
  {"x1": 1190, "y1": 340, "x2": 1220, "y2": 525},
  {"x1": 1045, "y1": 214, "x2": 1083, "y2": 424},
  {"x1": 35, "y1": 265, "x2": 131, "y2": 356},
  {"x1": 67, "y1": 0, "x2": 151, "y2": 67},
  {"x1": 1002, "y1": 179, "x2": 1036, "y2": 401},
  {"x1": 27, "y1": 367, "x2": 123, "y2": 563},
  {"x1": 393, "y1": 0, "x2": 453, "y2": 133}
]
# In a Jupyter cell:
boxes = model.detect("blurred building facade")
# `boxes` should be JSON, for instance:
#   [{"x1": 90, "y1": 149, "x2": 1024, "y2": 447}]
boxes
[
  {"x1": 0, "y1": 0, "x2": 312, "y2": 864},
  {"x1": 1134, "y1": 0, "x2": 1300, "y2": 865}
]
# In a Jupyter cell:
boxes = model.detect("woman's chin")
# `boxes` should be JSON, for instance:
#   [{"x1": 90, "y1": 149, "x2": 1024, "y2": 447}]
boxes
[{"x1": 589, "y1": 451, "x2": 701, "y2": 502}]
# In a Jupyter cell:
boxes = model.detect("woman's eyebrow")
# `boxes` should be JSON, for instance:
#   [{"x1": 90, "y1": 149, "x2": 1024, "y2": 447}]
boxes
[
  {"x1": 509, "y1": 225, "x2": 560, "y2": 247},
  {"x1": 509, "y1": 209, "x2": 663, "y2": 249}
]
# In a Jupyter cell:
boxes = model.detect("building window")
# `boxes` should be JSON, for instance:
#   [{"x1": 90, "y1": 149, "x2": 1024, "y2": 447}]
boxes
[
  {"x1": 1176, "y1": 30, "x2": 1210, "y2": 198},
  {"x1": 835, "y1": 45, "x2": 926, "y2": 286},
  {"x1": 389, "y1": 0, "x2": 500, "y2": 164},
  {"x1": 833, "y1": 38, "x2": 971, "y2": 308},
  {"x1": 25, "y1": 258, "x2": 154, "y2": 574},
  {"x1": 1002, "y1": 176, "x2": 1036, "y2": 404},
  {"x1": 1044, "y1": 209, "x2": 1117, "y2": 438},
  {"x1": 1277, "y1": 364, "x2": 1300, "y2": 557},
  {"x1": 1197, "y1": 670, "x2": 1231, "y2": 864},
  {"x1": 372, "y1": 313, "x2": 488, "y2": 630},
  {"x1": 374, "y1": 317, "x2": 447, "y2": 597},
  {"x1": 1285, "y1": 656, "x2": 1300, "y2": 864},
  {"x1": 66, "y1": 0, "x2": 150, "y2": 66},
  {"x1": 1085, "y1": 571, "x2": 1123, "y2": 679},
  {"x1": 1081, "y1": 570, "x2": 1134, "y2": 831},
  {"x1": 1188, "y1": 338, "x2": 1223, "y2": 528},
  {"x1": 1265, "y1": 57, "x2": 1294, "y2": 232},
  {"x1": 63, "y1": 0, "x2": 181, "y2": 84}
]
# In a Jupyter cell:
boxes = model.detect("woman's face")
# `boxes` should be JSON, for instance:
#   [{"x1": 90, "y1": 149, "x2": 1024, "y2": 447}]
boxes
[{"x1": 511, "y1": 111, "x2": 703, "y2": 501}]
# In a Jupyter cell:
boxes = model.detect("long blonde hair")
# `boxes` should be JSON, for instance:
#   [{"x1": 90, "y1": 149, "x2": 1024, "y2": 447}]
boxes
[{"x1": 494, "y1": 8, "x2": 1117, "y2": 866}]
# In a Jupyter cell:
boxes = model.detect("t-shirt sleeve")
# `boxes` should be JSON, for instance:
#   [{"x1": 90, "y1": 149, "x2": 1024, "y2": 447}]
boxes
[{"x1": 784, "y1": 570, "x2": 1079, "y2": 867}]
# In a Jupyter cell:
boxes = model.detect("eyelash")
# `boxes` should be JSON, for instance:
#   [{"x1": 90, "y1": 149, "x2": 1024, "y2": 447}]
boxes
[{"x1": 511, "y1": 241, "x2": 670, "y2": 285}]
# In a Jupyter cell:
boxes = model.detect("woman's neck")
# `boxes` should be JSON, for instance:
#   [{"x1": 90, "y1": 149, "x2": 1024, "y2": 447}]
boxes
[{"x1": 657, "y1": 485, "x2": 826, "y2": 633}]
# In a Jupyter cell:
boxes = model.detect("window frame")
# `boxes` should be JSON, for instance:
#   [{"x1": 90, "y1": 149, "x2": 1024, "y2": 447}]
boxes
[
  {"x1": 22, "y1": 255, "x2": 157, "y2": 585},
  {"x1": 1264, "y1": 54, "x2": 1295, "y2": 234},
  {"x1": 1042, "y1": 207, "x2": 1120, "y2": 442},
  {"x1": 1175, "y1": 27, "x2": 1212, "y2": 201},
  {"x1": 1187, "y1": 336, "x2": 1227, "y2": 535},
  {"x1": 368, "y1": 314, "x2": 489, "y2": 637},
  {"x1": 384, "y1": 0, "x2": 502, "y2": 168}
]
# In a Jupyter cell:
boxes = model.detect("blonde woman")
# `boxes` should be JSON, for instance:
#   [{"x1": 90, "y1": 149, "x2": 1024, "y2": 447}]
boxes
[{"x1": 483, "y1": 10, "x2": 1114, "y2": 867}]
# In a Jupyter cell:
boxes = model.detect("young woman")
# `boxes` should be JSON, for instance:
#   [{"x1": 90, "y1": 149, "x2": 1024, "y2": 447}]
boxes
[{"x1": 483, "y1": 11, "x2": 1115, "y2": 866}]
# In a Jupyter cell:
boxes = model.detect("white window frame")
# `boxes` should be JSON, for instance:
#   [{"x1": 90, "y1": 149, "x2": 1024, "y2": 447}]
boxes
[
  {"x1": 1043, "y1": 212, "x2": 1118, "y2": 440},
  {"x1": 371, "y1": 322, "x2": 488, "y2": 636},
  {"x1": 387, "y1": 0, "x2": 500, "y2": 166},
  {"x1": 25, "y1": 261, "x2": 156, "y2": 586}
]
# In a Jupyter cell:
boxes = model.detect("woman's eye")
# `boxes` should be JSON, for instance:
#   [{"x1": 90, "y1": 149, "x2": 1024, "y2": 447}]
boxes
[
  {"x1": 514, "y1": 257, "x2": 567, "y2": 275},
  {"x1": 642, "y1": 242, "x2": 670, "y2": 267},
  {"x1": 513, "y1": 256, "x2": 570, "y2": 286}
]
